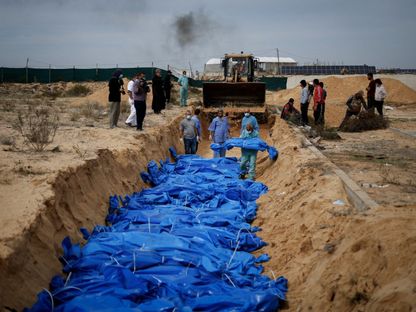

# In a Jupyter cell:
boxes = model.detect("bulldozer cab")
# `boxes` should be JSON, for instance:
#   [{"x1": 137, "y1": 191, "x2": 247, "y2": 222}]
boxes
[
  {"x1": 203, "y1": 53, "x2": 266, "y2": 108},
  {"x1": 222, "y1": 53, "x2": 255, "y2": 82}
]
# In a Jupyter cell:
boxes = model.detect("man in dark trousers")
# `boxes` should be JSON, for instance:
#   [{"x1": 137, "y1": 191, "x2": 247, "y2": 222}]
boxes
[
  {"x1": 366, "y1": 72, "x2": 376, "y2": 113},
  {"x1": 164, "y1": 70, "x2": 173, "y2": 105},
  {"x1": 108, "y1": 70, "x2": 125, "y2": 129},
  {"x1": 133, "y1": 72, "x2": 150, "y2": 131},
  {"x1": 299, "y1": 80, "x2": 309, "y2": 125},
  {"x1": 313, "y1": 79, "x2": 325, "y2": 125}
]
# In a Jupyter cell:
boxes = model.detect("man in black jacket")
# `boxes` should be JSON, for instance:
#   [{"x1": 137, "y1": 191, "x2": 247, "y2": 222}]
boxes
[{"x1": 108, "y1": 70, "x2": 125, "y2": 128}]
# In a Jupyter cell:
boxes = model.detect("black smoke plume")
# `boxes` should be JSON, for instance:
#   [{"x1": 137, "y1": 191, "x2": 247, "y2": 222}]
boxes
[{"x1": 173, "y1": 10, "x2": 213, "y2": 47}]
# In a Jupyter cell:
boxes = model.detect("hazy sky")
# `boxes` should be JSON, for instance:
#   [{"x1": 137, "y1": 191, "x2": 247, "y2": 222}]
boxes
[{"x1": 1, "y1": 0, "x2": 415, "y2": 71}]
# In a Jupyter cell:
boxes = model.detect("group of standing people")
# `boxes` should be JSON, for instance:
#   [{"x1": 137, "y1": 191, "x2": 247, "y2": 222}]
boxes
[
  {"x1": 281, "y1": 79, "x2": 327, "y2": 126},
  {"x1": 179, "y1": 109, "x2": 260, "y2": 180},
  {"x1": 109, "y1": 69, "x2": 175, "y2": 131},
  {"x1": 280, "y1": 73, "x2": 387, "y2": 130}
]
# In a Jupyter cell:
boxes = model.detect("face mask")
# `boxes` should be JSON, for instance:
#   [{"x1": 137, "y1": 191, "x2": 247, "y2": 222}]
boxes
[
  {"x1": 244, "y1": 113, "x2": 250, "y2": 117},
  {"x1": 247, "y1": 130, "x2": 252, "y2": 134},
  {"x1": 186, "y1": 115, "x2": 191, "y2": 120}
]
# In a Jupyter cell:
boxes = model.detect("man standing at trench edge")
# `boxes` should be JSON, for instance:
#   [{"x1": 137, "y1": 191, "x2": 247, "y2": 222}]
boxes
[
  {"x1": 179, "y1": 110, "x2": 198, "y2": 154},
  {"x1": 133, "y1": 72, "x2": 150, "y2": 131},
  {"x1": 108, "y1": 70, "x2": 125, "y2": 129}
]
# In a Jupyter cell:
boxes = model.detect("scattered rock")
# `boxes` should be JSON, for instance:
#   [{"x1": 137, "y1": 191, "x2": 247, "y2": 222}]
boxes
[
  {"x1": 51, "y1": 146, "x2": 61, "y2": 153},
  {"x1": 323, "y1": 243, "x2": 336, "y2": 254}
]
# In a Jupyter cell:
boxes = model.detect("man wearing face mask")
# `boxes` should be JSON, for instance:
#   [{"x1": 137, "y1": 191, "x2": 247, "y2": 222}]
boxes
[
  {"x1": 179, "y1": 110, "x2": 198, "y2": 154},
  {"x1": 241, "y1": 109, "x2": 259, "y2": 134},
  {"x1": 208, "y1": 109, "x2": 230, "y2": 157},
  {"x1": 240, "y1": 123, "x2": 259, "y2": 180}
]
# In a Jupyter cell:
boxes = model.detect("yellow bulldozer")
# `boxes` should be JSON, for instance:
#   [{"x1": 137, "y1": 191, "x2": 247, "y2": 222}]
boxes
[{"x1": 202, "y1": 53, "x2": 267, "y2": 123}]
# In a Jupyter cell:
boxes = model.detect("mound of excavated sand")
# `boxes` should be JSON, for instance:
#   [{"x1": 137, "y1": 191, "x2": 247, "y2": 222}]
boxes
[
  {"x1": 272, "y1": 76, "x2": 416, "y2": 106},
  {"x1": 254, "y1": 119, "x2": 416, "y2": 311}
]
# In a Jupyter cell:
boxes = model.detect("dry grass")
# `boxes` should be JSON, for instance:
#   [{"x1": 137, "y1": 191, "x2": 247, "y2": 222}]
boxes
[
  {"x1": 1, "y1": 100, "x2": 16, "y2": 112},
  {"x1": 80, "y1": 101, "x2": 103, "y2": 121},
  {"x1": 69, "y1": 108, "x2": 82, "y2": 122},
  {"x1": 65, "y1": 84, "x2": 91, "y2": 97},
  {"x1": 72, "y1": 144, "x2": 87, "y2": 160}
]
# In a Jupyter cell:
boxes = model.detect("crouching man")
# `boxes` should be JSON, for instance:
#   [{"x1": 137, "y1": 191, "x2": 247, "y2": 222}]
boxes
[{"x1": 239, "y1": 123, "x2": 259, "y2": 181}]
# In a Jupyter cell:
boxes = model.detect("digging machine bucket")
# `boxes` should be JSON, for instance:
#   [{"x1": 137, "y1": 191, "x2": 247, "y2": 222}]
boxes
[{"x1": 203, "y1": 82, "x2": 266, "y2": 108}]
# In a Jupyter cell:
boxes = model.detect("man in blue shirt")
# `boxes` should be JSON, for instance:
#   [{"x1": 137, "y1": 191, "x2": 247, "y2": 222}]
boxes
[
  {"x1": 240, "y1": 123, "x2": 259, "y2": 180},
  {"x1": 191, "y1": 108, "x2": 202, "y2": 152},
  {"x1": 208, "y1": 109, "x2": 230, "y2": 157},
  {"x1": 241, "y1": 109, "x2": 259, "y2": 133},
  {"x1": 177, "y1": 70, "x2": 189, "y2": 107}
]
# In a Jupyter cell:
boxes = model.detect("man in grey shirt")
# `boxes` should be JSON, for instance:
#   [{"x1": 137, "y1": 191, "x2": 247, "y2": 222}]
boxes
[{"x1": 180, "y1": 110, "x2": 198, "y2": 154}]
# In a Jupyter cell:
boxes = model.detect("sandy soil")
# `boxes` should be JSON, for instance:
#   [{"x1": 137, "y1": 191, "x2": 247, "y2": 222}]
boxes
[{"x1": 0, "y1": 76, "x2": 415, "y2": 311}]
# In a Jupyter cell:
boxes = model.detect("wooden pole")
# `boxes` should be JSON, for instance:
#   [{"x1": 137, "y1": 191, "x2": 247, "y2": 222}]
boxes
[{"x1": 26, "y1": 58, "x2": 29, "y2": 83}]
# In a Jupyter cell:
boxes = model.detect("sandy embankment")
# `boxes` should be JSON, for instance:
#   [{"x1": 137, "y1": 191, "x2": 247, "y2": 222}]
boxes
[
  {"x1": 0, "y1": 77, "x2": 415, "y2": 310},
  {"x1": 254, "y1": 118, "x2": 416, "y2": 311},
  {"x1": 0, "y1": 116, "x2": 185, "y2": 309}
]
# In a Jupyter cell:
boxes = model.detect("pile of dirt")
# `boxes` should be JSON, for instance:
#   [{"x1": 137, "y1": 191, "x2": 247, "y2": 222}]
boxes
[
  {"x1": 253, "y1": 119, "x2": 416, "y2": 311},
  {"x1": 339, "y1": 113, "x2": 389, "y2": 132},
  {"x1": 270, "y1": 76, "x2": 416, "y2": 127},
  {"x1": 272, "y1": 76, "x2": 416, "y2": 106}
]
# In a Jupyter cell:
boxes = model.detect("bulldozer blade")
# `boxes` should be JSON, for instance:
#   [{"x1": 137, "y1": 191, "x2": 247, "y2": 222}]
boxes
[{"x1": 203, "y1": 82, "x2": 266, "y2": 108}]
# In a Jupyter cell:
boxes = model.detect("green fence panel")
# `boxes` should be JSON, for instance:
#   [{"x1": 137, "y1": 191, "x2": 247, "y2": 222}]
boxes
[
  {"x1": 0, "y1": 67, "x2": 171, "y2": 83},
  {"x1": 258, "y1": 77, "x2": 287, "y2": 91},
  {"x1": 0, "y1": 67, "x2": 287, "y2": 91}
]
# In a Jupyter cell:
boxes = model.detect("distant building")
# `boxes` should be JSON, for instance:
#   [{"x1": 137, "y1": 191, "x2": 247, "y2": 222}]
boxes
[
  {"x1": 257, "y1": 57, "x2": 297, "y2": 74},
  {"x1": 203, "y1": 56, "x2": 297, "y2": 78},
  {"x1": 203, "y1": 58, "x2": 223, "y2": 78}
]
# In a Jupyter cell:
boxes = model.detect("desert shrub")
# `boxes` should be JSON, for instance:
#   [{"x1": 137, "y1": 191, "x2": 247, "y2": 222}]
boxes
[
  {"x1": 65, "y1": 84, "x2": 91, "y2": 97},
  {"x1": 14, "y1": 105, "x2": 59, "y2": 152},
  {"x1": 81, "y1": 101, "x2": 103, "y2": 120},
  {"x1": 340, "y1": 112, "x2": 389, "y2": 132}
]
